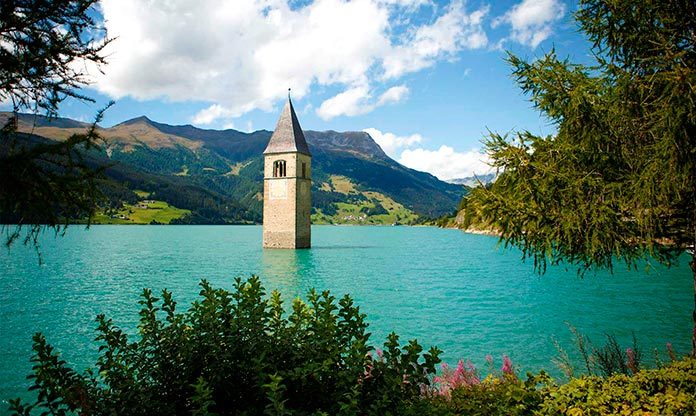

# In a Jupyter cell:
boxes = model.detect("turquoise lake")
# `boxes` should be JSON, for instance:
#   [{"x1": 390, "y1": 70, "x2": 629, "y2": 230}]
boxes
[{"x1": 0, "y1": 225, "x2": 692, "y2": 407}]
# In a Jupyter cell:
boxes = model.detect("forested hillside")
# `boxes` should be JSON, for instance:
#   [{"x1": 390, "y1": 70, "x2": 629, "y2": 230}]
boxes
[{"x1": 2, "y1": 113, "x2": 465, "y2": 224}]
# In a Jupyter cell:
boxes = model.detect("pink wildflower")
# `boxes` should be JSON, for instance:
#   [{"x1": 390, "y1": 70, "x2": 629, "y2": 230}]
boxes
[
  {"x1": 466, "y1": 360, "x2": 477, "y2": 377},
  {"x1": 485, "y1": 354, "x2": 493, "y2": 365},
  {"x1": 626, "y1": 348, "x2": 638, "y2": 374},
  {"x1": 433, "y1": 359, "x2": 480, "y2": 399},
  {"x1": 501, "y1": 355, "x2": 514, "y2": 376},
  {"x1": 454, "y1": 360, "x2": 464, "y2": 381}
]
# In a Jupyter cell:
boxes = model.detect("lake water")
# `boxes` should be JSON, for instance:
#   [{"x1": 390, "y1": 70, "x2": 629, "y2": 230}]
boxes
[{"x1": 0, "y1": 225, "x2": 692, "y2": 407}]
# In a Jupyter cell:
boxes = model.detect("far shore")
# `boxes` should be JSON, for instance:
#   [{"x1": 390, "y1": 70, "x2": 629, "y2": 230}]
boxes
[{"x1": 50, "y1": 221, "x2": 502, "y2": 237}]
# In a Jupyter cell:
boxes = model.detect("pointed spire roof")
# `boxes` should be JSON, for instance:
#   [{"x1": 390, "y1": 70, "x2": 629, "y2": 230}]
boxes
[{"x1": 264, "y1": 96, "x2": 311, "y2": 155}]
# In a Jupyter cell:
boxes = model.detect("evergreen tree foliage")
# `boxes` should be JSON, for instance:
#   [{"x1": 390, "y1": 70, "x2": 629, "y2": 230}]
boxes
[
  {"x1": 461, "y1": 0, "x2": 695, "y2": 349},
  {"x1": 0, "y1": 110, "x2": 108, "y2": 248},
  {"x1": 0, "y1": 0, "x2": 108, "y2": 114},
  {"x1": 0, "y1": 0, "x2": 110, "y2": 248}
]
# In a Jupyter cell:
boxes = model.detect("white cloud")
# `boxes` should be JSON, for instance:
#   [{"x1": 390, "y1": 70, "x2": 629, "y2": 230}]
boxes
[
  {"x1": 301, "y1": 103, "x2": 313, "y2": 114},
  {"x1": 382, "y1": 2, "x2": 488, "y2": 79},
  {"x1": 220, "y1": 119, "x2": 253, "y2": 131},
  {"x1": 377, "y1": 85, "x2": 409, "y2": 105},
  {"x1": 493, "y1": 0, "x2": 566, "y2": 48},
  {"x1": 363, "y1": 127, "x2": 422, "y2": 157},
  {"x1": 378, "y1": 0, "x2": 431, "y2": 7},
  {"x1": 91, "y1": 0, "x2": 489, "y2": 124},
  {"x1": 398, "y1": 145, "x2": 492, "y2": 180},
  {"x1": 316, "y1": 86, "x2": 373, "y2": 120},
  {"x1": 363, "y1": 127, "x2": 492, "y2": 180},
  {"x1": 193, "y1": 104, "x2": 238, "y2": 125},
  {"x1": 316, "y1": 84, "x2": 409, "y2": 120}
]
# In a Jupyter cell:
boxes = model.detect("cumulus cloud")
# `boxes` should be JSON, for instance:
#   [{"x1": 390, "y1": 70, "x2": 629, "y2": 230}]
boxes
[
  {"x1": 193, "y1": 104, "x2": 237, "y2": 125},
  {"x1": 376, "y1": 85, "x2": 409, "y2": 106},
  {"x1": 492, "y1": 0, "x2": 566, "y2": 48},
  {"x1": 362, "y1": 127, "x2": 492, "y2": 180},
  {"x1": 398, "y1": 145, "x2": 492, "y2": 180},
  {"x1": 316, "y1": 86, "x2": 372, "y2": 119},
  {"x1": 316, "y1": 85, "x2": 409, "y2": 120},
  {"x1": 382, "y1": 2, "x2": 488, "y2": 78},
  {"x1": 378, "y1": 0, "x2": 431, "y2": 7},
  {"x1": 363, "y1": 127, "x2": 422, "y2": 157},
  {"x1": 91, "y1": 0, "x2": 489, "y2": 124}
]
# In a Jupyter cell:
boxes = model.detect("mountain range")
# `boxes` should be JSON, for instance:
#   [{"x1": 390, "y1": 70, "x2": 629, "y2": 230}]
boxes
[
  {"x1": 2, "y1": 112, "x2": 466, "y2": 224},
  {"x1": 447, "y1": 173, "x2": 496, "y2": 187}
]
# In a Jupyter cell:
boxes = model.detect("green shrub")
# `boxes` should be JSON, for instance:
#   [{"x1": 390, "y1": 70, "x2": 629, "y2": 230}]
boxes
[
  {"x1": 423, "y1": 359, "x2": 696, "y2": 416},
  {"x1": 8, "y1": 277, "x2": 441, "y2": 416},
  {"x1": 424, "y1": 372, "x2": 550, "y2": 416},
  {"x1": 537, "y1": 358, "x2": 696, "y2": 416}
]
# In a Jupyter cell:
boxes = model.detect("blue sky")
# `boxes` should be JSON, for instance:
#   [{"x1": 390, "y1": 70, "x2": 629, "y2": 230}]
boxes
[{"x1": 13, "y1": 0, "x2": 593, "y2": 180}]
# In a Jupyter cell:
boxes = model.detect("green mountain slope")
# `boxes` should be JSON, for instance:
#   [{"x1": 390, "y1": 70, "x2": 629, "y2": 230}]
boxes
[{"x1": 3, "y1": 113, "x2": 466, "y2": 224}]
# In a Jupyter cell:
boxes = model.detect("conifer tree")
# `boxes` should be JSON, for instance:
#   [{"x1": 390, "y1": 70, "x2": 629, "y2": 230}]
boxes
[
  {"x1": 462, "y1": 1, "x2": 696, "y2": 353},
  {"x1": 0, "y1": 0, "x2": 110, "y2": 248}
]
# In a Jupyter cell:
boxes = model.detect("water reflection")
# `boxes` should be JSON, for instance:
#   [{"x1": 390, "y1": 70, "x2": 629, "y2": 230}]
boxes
[
  {"x1": 260, "y1": 248, "x2": 328, "y2": 297},
  {"x1": 261, "y1": 249, "x2": 301, "y2": 281}
]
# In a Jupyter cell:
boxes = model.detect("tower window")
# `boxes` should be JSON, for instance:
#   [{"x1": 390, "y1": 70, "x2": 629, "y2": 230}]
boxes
[
  {"x1": 273, "y1": 160, "x2": 287, "y2": 177},
  {"x1": 302, "y1": 162, "x2": 306, "y2": 178}
]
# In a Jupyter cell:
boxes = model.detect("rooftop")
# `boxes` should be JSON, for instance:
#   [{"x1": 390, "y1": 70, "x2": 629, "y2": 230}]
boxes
[{"x1": 263, "y1": 96, "x2": 311, "y2": 156}]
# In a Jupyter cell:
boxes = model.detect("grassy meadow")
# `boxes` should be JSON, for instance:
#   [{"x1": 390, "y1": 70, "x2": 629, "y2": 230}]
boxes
[{"x1": 92, "y1": 196, "x2": 190, "y2": 224}]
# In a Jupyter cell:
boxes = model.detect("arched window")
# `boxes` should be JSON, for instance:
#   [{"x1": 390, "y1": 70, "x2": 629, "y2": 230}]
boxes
[{"x1": 273, "y1": 160, "x2": 287, "y2": 177}]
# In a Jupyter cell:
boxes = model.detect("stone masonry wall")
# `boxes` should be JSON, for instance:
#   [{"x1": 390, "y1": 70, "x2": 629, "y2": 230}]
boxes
[{"x1": 263, "y1": 153, "x2": 311, "y2": 249}]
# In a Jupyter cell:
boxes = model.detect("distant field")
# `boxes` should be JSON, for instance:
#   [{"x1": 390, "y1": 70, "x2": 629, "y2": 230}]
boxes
[
  {"x1": 329, "y1": 175, "x2": 358, "y2": 194},
  {"x1": 92, "y1": 200, "x2": 190, "y2": 224},
  {"x1": 312, "y1": 176, "x2": 420, "y2": 225},
  {"x1": 96, "y1": 178, "x2": 418, "y2": 226}
]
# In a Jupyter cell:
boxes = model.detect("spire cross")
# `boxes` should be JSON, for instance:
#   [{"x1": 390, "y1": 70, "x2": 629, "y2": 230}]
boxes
[{"x1": 288, "y1": 88, "x2": 291, "y2": 100}]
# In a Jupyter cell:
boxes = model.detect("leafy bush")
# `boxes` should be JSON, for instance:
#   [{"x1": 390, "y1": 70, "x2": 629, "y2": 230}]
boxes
[
  {"x1": 537, "y1": 358, "x2": 696, "y2": 415},
  {"x1": 442, "y1": 373, "x2": 547, "y2": 416},
  {"x1": 430, "y1": 355, "x2": 516, "y2": 399},
  {"x1": 425, "y1": 358, "x2": 696, "y2": 416},
  {"x1": 424, "y1": 355, "x2": 548, "y2": 416},
  {"x1": 8, "y1": 277, "x2": 441, "y2": 416}
]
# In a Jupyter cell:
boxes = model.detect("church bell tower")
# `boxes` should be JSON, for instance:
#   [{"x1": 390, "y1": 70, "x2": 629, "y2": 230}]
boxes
[{"x1": 262, "y1": 95, "x2": 312, "y2": 249}]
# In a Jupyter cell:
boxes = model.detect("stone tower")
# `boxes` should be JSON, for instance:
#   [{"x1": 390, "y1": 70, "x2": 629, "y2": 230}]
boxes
[{"x1": 262, "y1": 96, "x2": 312, "y2": 249}]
